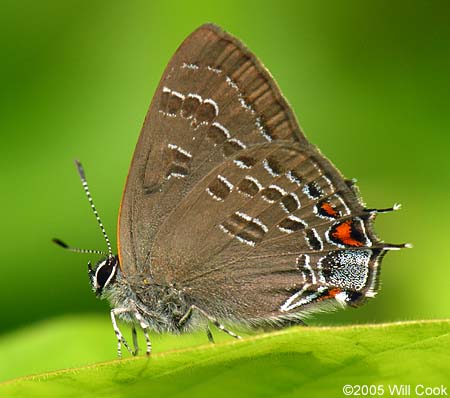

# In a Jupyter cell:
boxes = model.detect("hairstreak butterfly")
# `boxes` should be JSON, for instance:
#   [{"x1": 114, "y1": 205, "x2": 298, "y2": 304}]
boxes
[{"x1": 54, "y1": 24, "x2": 409, "y2": 357}]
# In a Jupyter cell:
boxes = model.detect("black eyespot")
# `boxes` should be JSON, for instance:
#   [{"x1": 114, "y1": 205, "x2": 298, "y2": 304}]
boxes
[{"x1": 345, "y1": 291, "x2": 365, "y2": 307}]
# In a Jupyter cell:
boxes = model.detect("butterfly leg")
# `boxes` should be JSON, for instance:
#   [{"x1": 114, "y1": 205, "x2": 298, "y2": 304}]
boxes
[
  {"x1": 133, "y1": 311, "x2": 152, "y2": 356},
  {"x1": 208, "y1": 317, "x2": 241, "y2": 340},
  {"x1": 178, "y1": 305, "x2": 215, "y2": 343},
  {"x1": 206, "y1": 325, "x2": 215, "y2": 343},
  {"x1": 110, "y1": 308, "x2": 134, "y2": 358},
  {"x1": 179, "y1": 305, "x2": 242, "y2": 341},
  {"x1": 131, "y1": 326, "x2": 139, "y2": 356}
]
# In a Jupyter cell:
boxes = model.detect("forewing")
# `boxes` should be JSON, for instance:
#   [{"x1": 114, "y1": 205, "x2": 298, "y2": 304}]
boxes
[{"x1": 118, "y1": 24, "x2": 308, "y2": 273}]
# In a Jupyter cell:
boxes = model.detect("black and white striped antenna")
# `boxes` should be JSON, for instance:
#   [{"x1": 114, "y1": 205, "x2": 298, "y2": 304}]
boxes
[
  {"x1": 53, "y1": 160, "x2": 113, "y2": 257},
  {"x1": 52, "y1": 238, "x2": 108, "y2": 256}
]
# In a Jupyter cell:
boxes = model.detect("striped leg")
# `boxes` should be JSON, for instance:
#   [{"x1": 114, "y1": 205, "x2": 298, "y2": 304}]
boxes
[
  {"x1": 178, "y1": 305, "x2": 242, "y2": 341},
  {"x1": 131, "y1": 326, "x2": 139, "y2": 356},
  {"x1": 134, "y1": 311, "x2": 152, "y2": 356},
  {"x1": 110, "y1": 308, "x2": 133, "y2": 358}
]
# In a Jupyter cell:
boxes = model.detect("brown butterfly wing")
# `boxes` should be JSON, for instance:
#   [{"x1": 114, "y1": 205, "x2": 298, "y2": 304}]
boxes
[
  {"x1": 119, "y1": 24, "x2": 391, "y2": 321},
  {"x1": 150, "y1": 142, "x2": 386, "y2": 320},
  {"x1": 118, "y1": 24, "x2": 309, "y2": 273}
]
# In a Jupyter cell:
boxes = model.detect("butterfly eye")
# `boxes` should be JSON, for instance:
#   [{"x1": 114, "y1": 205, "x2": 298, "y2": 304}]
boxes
[{"x1": 94, "y1": 257, "x2": 118, "y2": 292}]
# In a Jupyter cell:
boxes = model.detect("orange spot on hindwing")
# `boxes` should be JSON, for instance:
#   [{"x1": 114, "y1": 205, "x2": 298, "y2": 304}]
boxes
[
  {"x1": 329, "y1": 219, "x2": 369, "y2": 247},
  {"x1": 317, "y1": 287, "x2": 342, "y2": 302},
  {"x1": 327, "y1": 287, "x2": 342, "y2": 298},
  {"x1": 317, "y1": 199, "x2": 340, "y2": 219}
]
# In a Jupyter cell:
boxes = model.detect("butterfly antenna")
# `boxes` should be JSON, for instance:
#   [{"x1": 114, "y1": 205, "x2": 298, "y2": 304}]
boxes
[
  {"x1": 74, "y1": 160, "x2": 113, "y2": 257},
  {"x1": 52, "y1": 238, "x2": 108, "y2": 256}
]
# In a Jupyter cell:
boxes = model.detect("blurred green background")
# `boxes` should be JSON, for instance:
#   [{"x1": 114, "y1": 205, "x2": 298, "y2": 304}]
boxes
[{"x1": 1, "y1": 0, "x2": 449, "y2": 338}]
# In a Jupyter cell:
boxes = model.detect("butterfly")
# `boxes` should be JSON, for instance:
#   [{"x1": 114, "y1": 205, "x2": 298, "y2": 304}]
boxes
[{"x1": 55, "y1": 23, "x2": 408, "y2": 357}]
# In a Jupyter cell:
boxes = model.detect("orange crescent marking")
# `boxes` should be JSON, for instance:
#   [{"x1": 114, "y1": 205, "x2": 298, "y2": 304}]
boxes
[
  {"x1": 321, "y1": 202, "x2": 339, "y2": 217},
  {"x1": 327, "y1": 287, "x2": 342, "y2": 298},
  {"x1": 331, "y1": 220, "x2": 364, "y2": 247},
  {"x1": 318, "y1": 287, "x2": 342, "y2": 301}
]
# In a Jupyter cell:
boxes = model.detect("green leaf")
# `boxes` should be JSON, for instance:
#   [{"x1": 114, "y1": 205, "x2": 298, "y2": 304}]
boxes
[{"x1": 1, "y1": 317, "x2": 449, "y2": 398}]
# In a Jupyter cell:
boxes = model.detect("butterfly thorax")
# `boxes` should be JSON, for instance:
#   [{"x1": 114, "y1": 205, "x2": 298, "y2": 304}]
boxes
[{"x1": 102, "y1": 268, "x2": 194, "y2": 333}]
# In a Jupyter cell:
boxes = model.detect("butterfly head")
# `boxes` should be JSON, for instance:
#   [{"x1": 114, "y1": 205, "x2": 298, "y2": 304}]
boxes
[{"x1": 88, "y1": 255, "x2": 120, "y2": 297}]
